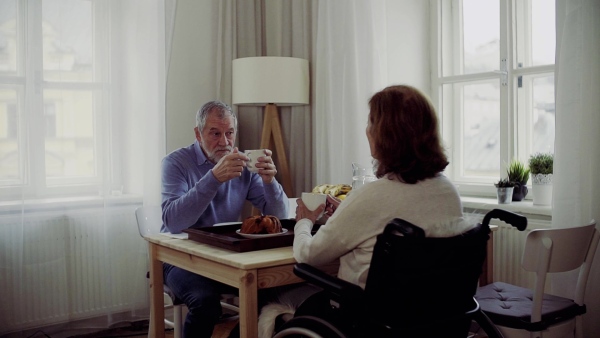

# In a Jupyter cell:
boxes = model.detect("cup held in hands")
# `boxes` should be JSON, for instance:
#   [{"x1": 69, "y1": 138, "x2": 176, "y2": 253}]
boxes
[
  {"x1": 301, "y1": 192, "x2": 327, "y2": 218},
  {"x1": 245, "y1": 149, "x2": 266, "y2": 173}
]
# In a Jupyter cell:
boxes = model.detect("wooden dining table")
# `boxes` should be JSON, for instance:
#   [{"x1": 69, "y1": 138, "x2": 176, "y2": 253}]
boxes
[
  {"x1": 144, "y1": 233, "x2": 338, "y2": 338},
  {"x1": 144, "y1": 224, "x2": 497, "y2": 338}
]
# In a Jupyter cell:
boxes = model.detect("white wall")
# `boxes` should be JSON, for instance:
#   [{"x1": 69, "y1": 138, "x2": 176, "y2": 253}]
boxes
[
  {"x1": 166, "y1": 0, "x2": 219, "y2": 153},
  {"x1": 385, "y1": 0, "x2": 431, "y2": 95},
  {"x1": 166, "y1": 0, "x2": 431, "y2": 152}
]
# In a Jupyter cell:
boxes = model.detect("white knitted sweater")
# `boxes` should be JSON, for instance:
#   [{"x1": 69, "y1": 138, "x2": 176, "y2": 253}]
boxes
[{"x1": 293, "y1": 173, "x2": 475, "y2": 289}]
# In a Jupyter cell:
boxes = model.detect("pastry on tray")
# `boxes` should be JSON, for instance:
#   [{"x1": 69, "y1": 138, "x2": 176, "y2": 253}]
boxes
[
  {"x1": 312, "y1": 183, "x2": 352, "y2": 200},
  {"x1": 240, "y1": 215, "x2": 283, "y2": 234}
]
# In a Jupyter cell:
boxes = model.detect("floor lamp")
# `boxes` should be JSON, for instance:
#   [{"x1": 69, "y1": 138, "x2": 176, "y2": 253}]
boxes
[{"x1": 232, "y1": 57, "x2": 309, "y2": 198}]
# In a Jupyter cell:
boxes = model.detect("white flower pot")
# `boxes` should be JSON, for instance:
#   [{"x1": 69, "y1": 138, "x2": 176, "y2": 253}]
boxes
[{"x1": 531, "y1": 174, "x2": 553, "y2": 206}]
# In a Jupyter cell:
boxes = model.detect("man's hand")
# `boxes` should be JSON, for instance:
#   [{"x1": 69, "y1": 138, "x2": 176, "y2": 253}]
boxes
[
  {"x1": 253, "y1": 149, "x2": 277, "y2": 184},
  {"x1": 211, "y1": 148, "x2": 247, "y2": 182}
]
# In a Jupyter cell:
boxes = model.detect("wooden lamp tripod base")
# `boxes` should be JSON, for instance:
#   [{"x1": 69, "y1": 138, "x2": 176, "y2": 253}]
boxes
[{"x1": 260, "y1": 103, "x2": 294, "y2": 198}]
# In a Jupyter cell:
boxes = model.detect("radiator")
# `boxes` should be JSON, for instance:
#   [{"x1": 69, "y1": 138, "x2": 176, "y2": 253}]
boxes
[
  {"x1": 466, "y1": 211, "x2": 551, "y2": 289},
  {"x1": 0, "y1": 205, "x2": 148, "y2": 335}
]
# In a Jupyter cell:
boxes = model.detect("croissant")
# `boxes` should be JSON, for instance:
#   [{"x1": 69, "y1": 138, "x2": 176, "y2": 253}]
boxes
[{"x1": 240, "y1": 215, "x2": 282, "y2": 234}]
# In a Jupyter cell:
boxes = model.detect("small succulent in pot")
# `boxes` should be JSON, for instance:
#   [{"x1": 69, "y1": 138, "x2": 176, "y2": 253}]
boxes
[
  {"x1": 494, "y1": 178, "x2": 516, "y2": 188},
  {"x1": 494, "y1": 178, "x2": 515, "y2": 204}
]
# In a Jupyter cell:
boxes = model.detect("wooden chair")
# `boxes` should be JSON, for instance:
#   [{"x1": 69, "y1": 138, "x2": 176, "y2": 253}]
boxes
[
  {"x1": 135, "y1": 206, "x2": 184, "y2": 338},
  {"x1": 475, "y1": 220, "x2": 599, "y2": 338}
]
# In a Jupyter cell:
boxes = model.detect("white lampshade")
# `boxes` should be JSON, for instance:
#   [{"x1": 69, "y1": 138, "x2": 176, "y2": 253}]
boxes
[{"x1": 232, "y1": 57, "x2": 309, "y2": 106}]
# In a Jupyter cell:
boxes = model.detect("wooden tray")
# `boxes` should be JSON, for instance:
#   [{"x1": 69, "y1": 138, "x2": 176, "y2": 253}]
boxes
[{"x1": 183, "y1": 219, "x2": 303, "y2": 252}]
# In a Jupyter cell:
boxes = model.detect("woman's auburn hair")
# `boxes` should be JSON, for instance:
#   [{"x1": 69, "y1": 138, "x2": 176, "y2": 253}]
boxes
[{"x1": 368, "y1": 85, "x2": 448, "y2": 184}]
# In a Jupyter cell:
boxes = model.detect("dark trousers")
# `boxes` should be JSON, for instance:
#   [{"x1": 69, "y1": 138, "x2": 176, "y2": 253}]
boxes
[{"x1": 163, "y1": 263, "x2": 237, "y2": 338}]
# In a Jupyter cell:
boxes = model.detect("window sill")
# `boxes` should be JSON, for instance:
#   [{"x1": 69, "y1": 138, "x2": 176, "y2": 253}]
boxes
[
  {"x1": 461, "y1": 196, "x2": 552, "y2": 221},
  {"x1": 0, "y1": 194, "x2": 143, "y2": 215}
]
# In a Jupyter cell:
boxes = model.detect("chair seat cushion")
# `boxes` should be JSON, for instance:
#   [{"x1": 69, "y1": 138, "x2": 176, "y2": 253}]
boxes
[{"x1": 475, "y1": 282, "x2": 586, "y2": 331}]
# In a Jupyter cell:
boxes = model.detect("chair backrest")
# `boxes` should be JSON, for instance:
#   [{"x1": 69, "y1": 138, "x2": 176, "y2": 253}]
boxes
[
  {"x1": 363, "y1": 219, "x2": 490, "y2": 335},
  {"x1": 135, "y1": 205, "x2": 163, "y2": 238},
  {"x1": 522, "y1": 221, "x2": 597, "y2": 273},
  {"x1": 522, "y1": 220, "x2": 599, "y2": 309},
  {"x1": 287, "y1": 198, "x2": 298, "y2": 219}
]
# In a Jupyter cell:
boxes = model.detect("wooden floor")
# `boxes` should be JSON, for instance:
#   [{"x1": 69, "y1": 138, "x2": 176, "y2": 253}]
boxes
[
  {"x1": 70, "y1": 318, "x2": 489, "y2": 338},
  {"x1": 68, "y1": 319, "x2": 238, "y2": 338}
]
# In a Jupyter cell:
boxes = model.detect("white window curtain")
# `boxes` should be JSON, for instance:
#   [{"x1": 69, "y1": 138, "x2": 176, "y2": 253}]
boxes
[
  {"x1": 216, "y1": 0, "x2": 315, "y2": 198},
  {"x1": 216, "y1": 0, "x2": 392, "y2": 194},
  {"x1": 216, "y1": 0, "x2": 265, "y2": 173},
  {"x1": 553, "y1": 0, "x2": 600, "y2": 335},
  {"x1": 0, "y1": 0, "x2": 171, "y2": 335},
  {"x1": 263, "y1": 0, "x2": 314, "y2": 197},
  {"x1": 313, "y1": 0, "x2": 388, "y2": 185}
]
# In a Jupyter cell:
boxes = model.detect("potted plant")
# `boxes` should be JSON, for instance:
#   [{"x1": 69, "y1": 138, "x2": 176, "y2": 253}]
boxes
[
  {"x1": 494, "y1": 178, "x2": 516, "y2": 204},
  {"x1": 506, "y1": 159, "x2": 530, "y2": 201},
  {"x1": 528, "y1": 152, "x2": 553, "y2": 205}
]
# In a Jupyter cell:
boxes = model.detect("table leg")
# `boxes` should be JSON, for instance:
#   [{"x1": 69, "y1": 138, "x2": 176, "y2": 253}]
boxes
[
  {"x1": 238, "y1": 269, "x2": 258, "y2": 338},
  {"x1": 149, "y1": 243, "x2": 165, "y2": 338}
]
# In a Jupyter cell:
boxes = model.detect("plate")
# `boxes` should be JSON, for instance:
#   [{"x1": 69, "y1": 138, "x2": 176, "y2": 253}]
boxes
[{"x1": 235, "y1": 228, "x2": 288, "y2": 239}]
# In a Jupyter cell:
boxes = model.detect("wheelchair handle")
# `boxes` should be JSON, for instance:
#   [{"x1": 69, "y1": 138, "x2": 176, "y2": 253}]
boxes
[
  {"x1": 482, "y1": 209, "x2": 527, "y2": 231},
  {"x1": 384, "y1": 218, "x2": 425, "y2": 238}
]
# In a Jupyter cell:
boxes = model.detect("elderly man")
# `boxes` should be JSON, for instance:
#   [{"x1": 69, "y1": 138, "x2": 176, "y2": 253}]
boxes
[{"x1": 161, "y1": 100, "x2": 288, "y2": 337}]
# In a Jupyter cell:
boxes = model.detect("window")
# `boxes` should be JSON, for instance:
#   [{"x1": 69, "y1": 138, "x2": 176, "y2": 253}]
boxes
[
  {"x1": 0, "y1": 0, "x2": 111, "y2": 198},
  {"x1": 432, "y1": 0, "x2": 555, "y2": 197}
]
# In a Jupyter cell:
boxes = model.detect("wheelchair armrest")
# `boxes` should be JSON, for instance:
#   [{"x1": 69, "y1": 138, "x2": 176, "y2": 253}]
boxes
[{"x1": 294, "y1": 263, "x2": 364, "y2": 304}]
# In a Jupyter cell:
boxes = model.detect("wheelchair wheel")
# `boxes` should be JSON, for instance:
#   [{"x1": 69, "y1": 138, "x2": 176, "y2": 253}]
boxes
[{"x1": 272, "y1": 315, "x2": 349, "y2": 338}]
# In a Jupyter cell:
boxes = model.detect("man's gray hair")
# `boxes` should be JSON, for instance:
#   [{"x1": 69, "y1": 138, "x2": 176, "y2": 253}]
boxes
[{"x1": 196, "y1": 100, "x2": 237, "y2": 132}]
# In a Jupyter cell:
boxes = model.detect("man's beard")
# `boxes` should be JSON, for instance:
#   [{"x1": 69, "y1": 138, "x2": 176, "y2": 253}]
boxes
[{"x1": 204, "y1": 145, "x2": 233, "y2": 163}]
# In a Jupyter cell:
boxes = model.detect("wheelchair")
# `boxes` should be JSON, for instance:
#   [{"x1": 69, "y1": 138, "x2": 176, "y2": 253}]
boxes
[{"x1": 273, "y1": 209, "x2": 527, "y2": 338}]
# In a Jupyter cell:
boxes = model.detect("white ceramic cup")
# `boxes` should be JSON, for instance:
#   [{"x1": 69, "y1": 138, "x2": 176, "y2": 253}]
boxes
[
  {"x1": 244, "y1": 149, "x2": 266, "y2": 173},
  {"x1": 301, "y1": 192, "x2": 327, "y2": 218}
]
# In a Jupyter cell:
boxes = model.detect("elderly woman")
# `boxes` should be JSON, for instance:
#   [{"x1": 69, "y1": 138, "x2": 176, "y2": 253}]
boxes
[
  {"x1": 256, "y1": 84, "x2": 474, "y2": 337},
  {"x1": 293, "y1": 84, "x2": 473, "y2": 287}
]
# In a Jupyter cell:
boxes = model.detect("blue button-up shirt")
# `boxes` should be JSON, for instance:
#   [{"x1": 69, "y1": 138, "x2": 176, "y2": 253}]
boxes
[{"x1": 160, "y1": 141, "x2": 288, "y2": 233}]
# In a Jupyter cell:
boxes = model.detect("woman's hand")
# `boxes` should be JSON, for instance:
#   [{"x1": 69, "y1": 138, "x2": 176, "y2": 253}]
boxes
[
  {"x1": 295, "y1": 198, "x2": 325, "y2": 224},
  {"x1": 321, "y1": 194, "x2": 341, "y2": 222}
]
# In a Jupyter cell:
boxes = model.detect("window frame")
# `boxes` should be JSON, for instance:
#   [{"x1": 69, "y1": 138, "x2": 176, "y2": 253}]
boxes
[
  {"x1": 0, "y1": 0, "x2": 113, "y2": 199},
  {"x1": 430, "y1": 0, "x2": 555, "y2": 198}
]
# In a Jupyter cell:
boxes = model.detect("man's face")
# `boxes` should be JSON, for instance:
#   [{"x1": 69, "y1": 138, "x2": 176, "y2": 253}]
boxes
[{"x1": 195, "y1": 112, "x2": 236, "y2": 163}]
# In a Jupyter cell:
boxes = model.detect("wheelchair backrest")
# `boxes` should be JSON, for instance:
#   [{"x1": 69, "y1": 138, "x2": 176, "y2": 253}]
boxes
[{"x1": 364, "y1": 220, "x2": 490, "y2": 328}]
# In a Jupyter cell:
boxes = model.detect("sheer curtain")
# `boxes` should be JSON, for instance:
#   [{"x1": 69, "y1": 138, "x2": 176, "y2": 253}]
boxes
[
  {"x1": 265, "y1": 0, "x2": 314, "y2": 197},
  {"x1": 216, "y1": 0, "x2": 264, "y2": 163},
  {"x1": 553, "y1": 0, "x2": 600, "y2": 335},
  {"x1": 0, "y1": 0, "x2": 171, "y2": 335},
  {"x1": 216, "y1": 0, "x2": 390, "y2": 194},
  {"x1": 313, "y1": 0, "x2": 388, "y2": 186},
  {"x1": 216, "y1": 0, "x2": 315, "y2": 197}
]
